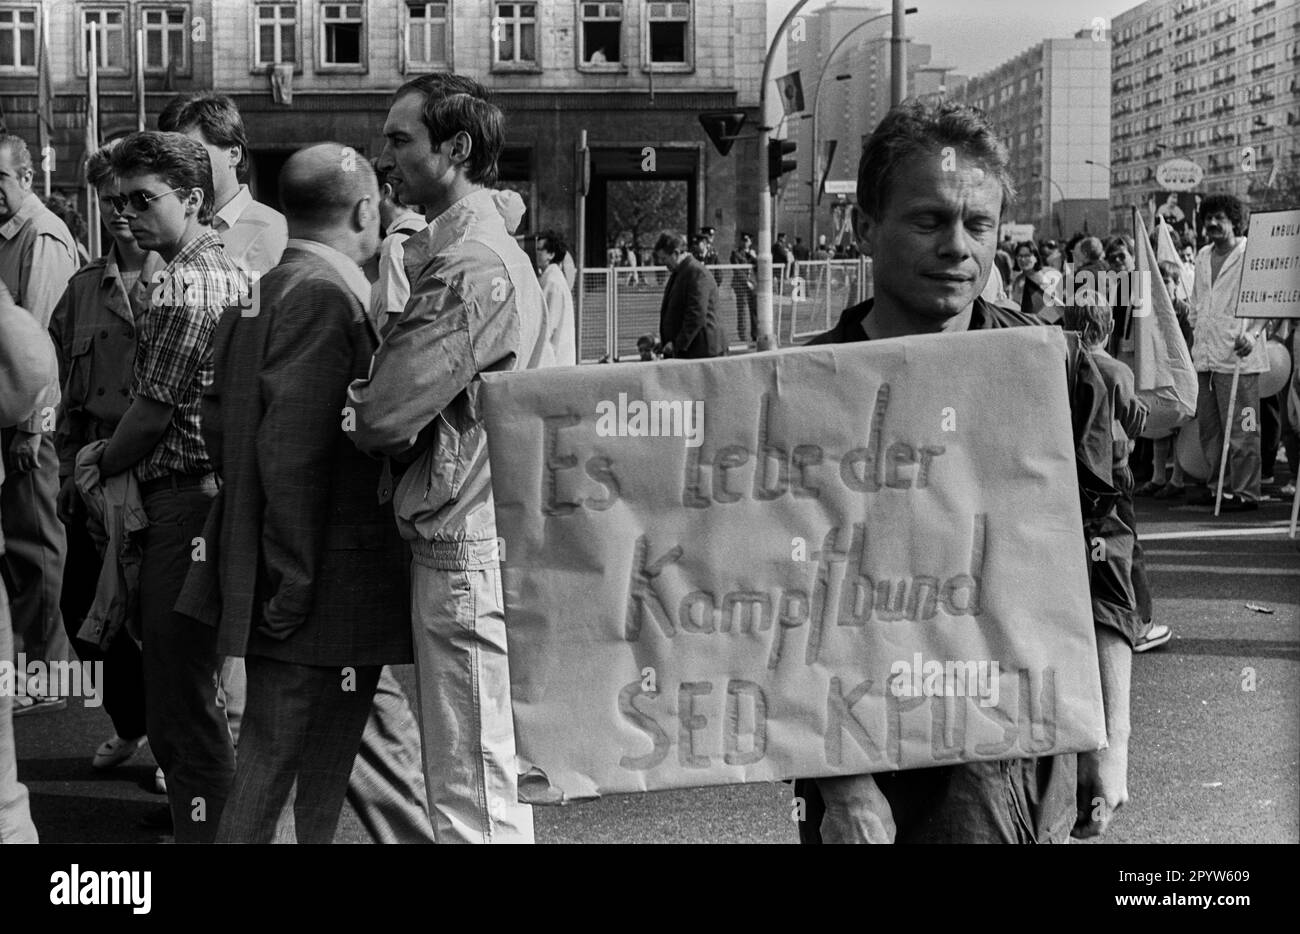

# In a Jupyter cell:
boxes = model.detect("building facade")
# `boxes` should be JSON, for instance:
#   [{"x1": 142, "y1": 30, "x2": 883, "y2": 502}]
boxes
[
  {"x1": 957, "y1": 31, "x2": 1111, "y2": 241},
  {"x1": 0, "y1": 0, "x2": 767, "y2": 264},
  {"x1": 1110, "y1": 0, "x2": 1300, "y2": 233}
]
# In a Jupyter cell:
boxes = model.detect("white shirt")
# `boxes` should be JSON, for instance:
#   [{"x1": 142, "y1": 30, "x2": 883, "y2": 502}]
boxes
[
  {"x1": 285, "y1": 237, "x2": 371, "y2": 311},
  {"x1": 1190, "y1": 239, "x2": 1267, "y2": 375},
  {"x1": 539, "y1": 262, "x2": 576, "y2": 366},
  {"x1": 212, "y1": 184, "x2": 288, "y2": 278}
]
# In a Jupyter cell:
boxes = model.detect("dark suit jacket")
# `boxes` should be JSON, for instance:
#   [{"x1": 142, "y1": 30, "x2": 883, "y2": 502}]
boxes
[
  {"x1": 185, "y1": 246, "x2": 412, "y2": 667},
  {"x1": 658, "y1": 254, "x2": 727, "y2": 359}
]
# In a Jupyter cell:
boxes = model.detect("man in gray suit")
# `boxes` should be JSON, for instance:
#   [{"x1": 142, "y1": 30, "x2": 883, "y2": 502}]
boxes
[{"x1": 202, "y1": 145, "x2": 415, "y2": 843}]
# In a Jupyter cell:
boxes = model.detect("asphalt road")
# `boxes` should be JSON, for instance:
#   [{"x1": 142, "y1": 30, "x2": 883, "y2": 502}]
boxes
[{"x1": 12, "y1": 489, "x2": 1298, "y2": 845}]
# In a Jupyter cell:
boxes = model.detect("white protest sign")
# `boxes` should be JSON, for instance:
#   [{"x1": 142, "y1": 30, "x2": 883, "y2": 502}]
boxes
[
  {"x1": 481, "y1": 329, "x2": 1106, "y2": 802},
  {"x1": 1237, "y1": 210, "x2": 1300, "y2": 319}
]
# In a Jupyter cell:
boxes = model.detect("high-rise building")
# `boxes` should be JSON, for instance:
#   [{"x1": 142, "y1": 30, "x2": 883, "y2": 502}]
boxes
[
  {"x1": 1110, "y1": 0, "x2": 1300, "y2": 233},
  {"x1": 956, "y1": 31, "x2": 1111, "y2": 241},
  {"x1": 777, "y1": 1, "x2": 943, "y2": 247}
]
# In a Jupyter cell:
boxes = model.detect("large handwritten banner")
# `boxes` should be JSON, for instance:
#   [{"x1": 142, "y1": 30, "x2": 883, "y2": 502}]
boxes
[{"x1": 480, "y1": 327, "x2": 1106, "y2": 803}]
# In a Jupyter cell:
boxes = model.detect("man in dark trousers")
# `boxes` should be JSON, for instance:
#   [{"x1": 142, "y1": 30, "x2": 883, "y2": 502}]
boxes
[
  {"x1": 199, "y1": 145, "x2": 415, "y2": 844},
  {"x1": 796, "y1": 99, "x2": 1134, "y2": 844},
  {"x1": 653, "y1": 230, "x2": 727, "y2": 359},
  {"x1": 96, "y1": 131, "x2": 244, "y2": 842}
]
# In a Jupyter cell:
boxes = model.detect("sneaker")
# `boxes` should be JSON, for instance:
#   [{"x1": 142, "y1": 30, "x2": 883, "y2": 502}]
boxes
[
  {"x1": 1220, "y1": 496, "x2": 1259, "y2": 512},
  {"x1": 1153, "y1": 483, "x2": 1186, "y2": 500},
  {"x1": 153, "y1": 767, "x2": 167, "y2": 795},
  {"x1": 1133, "y1": 623, "x2": 1172, "y2": 653},
  {"x1": 93, "y1": 734, "x2": 147, "y2": 770},
  {"x1": 12, "y1": 695, "x2": 67, "y2": 718},
  {"x1": 1186, "y1": 488, "x2": 1215, "y2": 506},
  {"x1": 1135, "y1": 480, "x2": 1166, "y2": 497},
  {"x1": 1282, "y1": 483, "x2": 1297, "y2": 497}
]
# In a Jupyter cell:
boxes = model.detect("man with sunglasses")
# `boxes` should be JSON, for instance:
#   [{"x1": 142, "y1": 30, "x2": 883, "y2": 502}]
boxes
[
  {"x1": 92, "y1": 131, "x2": 245, "y2": 843},
  {"x1": 0, "y1": 133, "x2": 77, "y2": 715}
]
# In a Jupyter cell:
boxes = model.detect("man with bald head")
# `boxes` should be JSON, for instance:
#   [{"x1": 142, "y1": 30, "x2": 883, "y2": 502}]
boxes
[{"x1": 199, "y1": 144, "x2": 414, "y2": 843}]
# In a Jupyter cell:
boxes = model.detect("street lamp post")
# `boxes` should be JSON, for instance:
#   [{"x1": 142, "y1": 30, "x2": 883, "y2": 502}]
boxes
[
  {"x1": 806, "y1": 9, "x2": 915, "y2": 252},
  {"x1": 808, "y1": 72, "x2": 851, "y2": 250},
  {"x1": 756, "y1": 2, "x2": 914, "y2": 350},
  {"x1": 1084, "y1": 159, "x2": 1110, "y2": 235},
  {"x1": 1040, "y1": 175, "x2": 1066, "y2": 239},
  {"x1": 755, "y1": 0, "x2": 817, "y2": 351}
]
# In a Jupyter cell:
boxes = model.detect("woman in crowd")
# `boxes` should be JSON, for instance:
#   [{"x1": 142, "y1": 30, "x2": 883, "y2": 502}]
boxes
[{"x1": 1009, "y1": 240, "x2": 1061, "y2": 318}]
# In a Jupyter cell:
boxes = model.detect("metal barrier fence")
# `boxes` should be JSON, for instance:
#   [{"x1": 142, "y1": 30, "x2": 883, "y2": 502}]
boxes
[{"x1": 576, "y1": 258, "x2": 873, "y2": 363}]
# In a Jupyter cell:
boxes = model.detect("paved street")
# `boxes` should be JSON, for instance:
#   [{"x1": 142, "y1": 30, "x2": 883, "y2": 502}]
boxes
[{"x1": 13, "y1": 490, "x2": 1298, "y2": 845}]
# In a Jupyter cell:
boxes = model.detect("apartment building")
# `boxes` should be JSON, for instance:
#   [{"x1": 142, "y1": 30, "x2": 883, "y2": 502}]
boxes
[
  {"x1": 956, "y1": 31, "x2": 1111, "y2": 239},
  {"x1": 1110, "y1": 0, "x2": 1300, "y2": 231}
]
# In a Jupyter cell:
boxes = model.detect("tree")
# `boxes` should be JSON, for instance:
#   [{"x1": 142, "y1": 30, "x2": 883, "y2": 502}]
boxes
[{"x1": 607, "y1": 180, "x2": 688, "y2": 253}]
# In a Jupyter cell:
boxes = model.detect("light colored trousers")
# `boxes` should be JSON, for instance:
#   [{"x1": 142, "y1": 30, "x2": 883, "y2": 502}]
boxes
[
  {"x1": 409, "y1": 556, "x2": 534, "y2": 843},
  {"x1": 0, "y1": 582, "x2": 38, "y2": 843}
]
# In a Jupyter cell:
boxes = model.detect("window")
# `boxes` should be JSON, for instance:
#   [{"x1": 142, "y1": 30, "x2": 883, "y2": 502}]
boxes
[
  {"x1": 320, "y1": 2, "x2": 365, "y2": 69},
  {"x1": 404, "y1": 2, "x2": 448, "y2": 69},
  {"x1": 647, "y1": 1, "x2": 691, "y2": 68},
  {"x1": 0, "y1": 6, "x2": 37, "y2": 71},
  {"x1": 254, "y1": 2, "x2": 298, "y2": 68},
  {"x1": 79, "y1": 6, "x2": 128, "y2": 75},
  {"x1": 493, "y1": 3, "x2": 536, "y2": 65},
  {"x1": 580, "y1": 1, "x2": 622, "y2": 66},
  {"x1": 143, "y1": 7, "x2": 188, "y2": 73}
]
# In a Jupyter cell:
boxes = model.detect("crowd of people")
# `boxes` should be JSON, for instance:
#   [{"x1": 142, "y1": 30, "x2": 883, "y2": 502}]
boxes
[
  {"x1": 0, "y1": 77, "x2": 570, "y2": 844},
  {"x1": 0, "y1": 83, "x2": 1293, "y2": 846},
  {"x1": 983, "y1": 205, "x2": 1295, "y2": 512}
]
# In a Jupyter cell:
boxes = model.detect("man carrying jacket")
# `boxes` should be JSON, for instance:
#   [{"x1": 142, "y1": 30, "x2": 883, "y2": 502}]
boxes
[{"x1": 347, "y1": 74, "x2": 552, "y2": 844}]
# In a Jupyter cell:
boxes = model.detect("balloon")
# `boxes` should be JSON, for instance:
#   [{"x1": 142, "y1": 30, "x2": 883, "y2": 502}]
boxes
[
  {"x1": 1176, "y1": 417, "x2": 1211, "y2": 481},
  {"x1": 1139, "y1": 399, "x2": 1192, "y2": 440},
  {"x1": 1260, "y1": 341, "x2": 1291, "y2": 399}
]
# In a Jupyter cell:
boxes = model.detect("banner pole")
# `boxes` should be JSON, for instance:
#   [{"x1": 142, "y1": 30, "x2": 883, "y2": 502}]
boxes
[
  {"x1": 1290, "y1": 475, "x2": 1299, "y2": 539},
  {"x1": 1213, "y1": 329, "x2": 1245, "y2": 516}
]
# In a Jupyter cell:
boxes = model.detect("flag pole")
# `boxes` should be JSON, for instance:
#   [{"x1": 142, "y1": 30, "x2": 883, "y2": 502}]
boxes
[
  {"x1": 86, "y1": 24, "x2": 100, "y2": 259},
  {"x1": 136, "y1": 28, "x2": 146, "y2": 132},
  {"x1": 1290, "y1": 472, "x2": 1299, "y2": 538},
  {"x1": 40, "y1": 12, "x2": 51, "y2": 199},
  {"x1": 1213, "y1": 322, "x2": 1247, "y2": 517}
]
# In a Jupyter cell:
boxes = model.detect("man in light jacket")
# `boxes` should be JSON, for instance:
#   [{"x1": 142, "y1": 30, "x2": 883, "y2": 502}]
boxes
[{"x1": 347, "y1": 74, "x2": 553, "y2": 844}]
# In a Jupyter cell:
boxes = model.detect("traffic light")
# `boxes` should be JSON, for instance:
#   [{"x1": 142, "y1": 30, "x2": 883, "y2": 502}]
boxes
[
  {"x1": 698, "y1": 111, "x2": 747, "y2": 157},
  {"x1": 768, "y1": 139, "x2": 797, "y2": 194}
]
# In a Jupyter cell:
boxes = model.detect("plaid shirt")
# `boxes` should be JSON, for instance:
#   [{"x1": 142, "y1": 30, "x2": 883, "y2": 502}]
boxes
[{"x1": 133, "y1": 230, "x2": 248, "y2": 482}]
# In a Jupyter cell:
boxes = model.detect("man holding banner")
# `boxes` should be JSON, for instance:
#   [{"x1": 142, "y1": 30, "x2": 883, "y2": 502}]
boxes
[
  {"x1": 1187, "y1": 194, "x2": 1266, "y2": 511},
  {"x1": 796, "y1": 100, "x2": 1134, "y2": 844}
]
